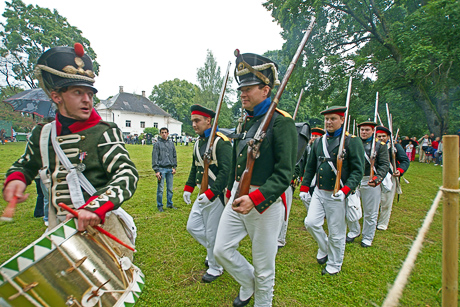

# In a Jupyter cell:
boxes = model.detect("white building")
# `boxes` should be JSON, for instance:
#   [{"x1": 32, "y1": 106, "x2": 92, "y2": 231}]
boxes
[{"x1": 96, "y1": 86, "x2": 182, "y2": 138}]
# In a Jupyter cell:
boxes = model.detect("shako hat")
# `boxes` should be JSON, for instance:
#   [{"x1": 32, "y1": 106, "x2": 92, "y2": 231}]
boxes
[
  {"x1": 357, "y1": 121, "x2": 378, "y2": 128},
  {"x1": 191, "y1": 104, "x2": 215, "y2": 118},
  {"x1": 311, "y1": 127, "x2": 325, "y2": 136},
  {"x1": 320, "y1": 106, "x2": 347, "y2": 117},
  {"x1": 376, "y1": 126, "x2": 391, "y2": 135},
  {"x1": 234, "y1": 51, "x2": 280, "y2": 90},
  {"x1": 35, "y1": 43, "x2": 97, "y2": 96}
]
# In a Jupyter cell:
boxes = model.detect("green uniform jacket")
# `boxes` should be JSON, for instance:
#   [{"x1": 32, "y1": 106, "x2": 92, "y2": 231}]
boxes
[
  {"x1": 226, "y1": 109, "x2": 297, "y2": 213},
  {"x1": 184, "y1": 132, "x2": 232, "y2": 201},
  {"x1": 5, "y1": 112, "x2": 138, "y2": 222},
  {"x1": 362, "y1": 138, "x2": 390, "y2": 184},
  {"x1": 388, "y1": 142, "x2": 410, "y2": 175},
  {"x1": 300, "y1": 132, "x2": 364, "y2": 195}
]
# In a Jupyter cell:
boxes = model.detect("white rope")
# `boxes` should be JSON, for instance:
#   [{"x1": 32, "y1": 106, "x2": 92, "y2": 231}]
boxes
[
  {"x1": 236, "y1": 62, "x2": 281, "y2": 86},
  {"x1": 382, "y1": 187, "x2": 451, "y2": 306}
]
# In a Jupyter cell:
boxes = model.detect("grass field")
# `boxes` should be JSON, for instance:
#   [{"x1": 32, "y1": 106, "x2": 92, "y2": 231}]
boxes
[{"x1": 0, "y1": 141, "x2": 457, "y2": 306}]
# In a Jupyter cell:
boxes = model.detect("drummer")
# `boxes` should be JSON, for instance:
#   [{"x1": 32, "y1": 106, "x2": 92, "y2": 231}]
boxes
[{"x1": 2, "y1": 43, "x2": 138, "y2": 232}]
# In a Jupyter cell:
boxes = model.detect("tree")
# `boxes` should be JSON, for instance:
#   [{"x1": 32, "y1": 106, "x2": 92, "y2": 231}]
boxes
[
  {"x1": 0, "y1": 0, "x2": 99, "y2": 90},
  {"x1": 143, "y1": 127, "x2": 159, "y2": 136},
  {"x1": 149, "y1": 79, "x2": 199, "y2": 135},
  {"x1": 195, "y1": 50, "x2": 236, "y2": 128},
  {"x1": 263, "y1": 0, "x2": 460, "y2": 136}
]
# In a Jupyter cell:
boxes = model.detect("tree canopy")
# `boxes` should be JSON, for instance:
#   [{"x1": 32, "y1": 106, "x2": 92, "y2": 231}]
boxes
[
  {"x1": 0, "y1": 0, "x2": 99, "y2": 90},
  {"x1": 263, "y1": 0, "x2": 460, "y2": 135}
]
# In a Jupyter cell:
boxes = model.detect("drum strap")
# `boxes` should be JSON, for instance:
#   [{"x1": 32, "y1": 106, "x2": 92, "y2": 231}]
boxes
[{"x1": 39, "y1": 122, "x2": 52, "y2": 189}]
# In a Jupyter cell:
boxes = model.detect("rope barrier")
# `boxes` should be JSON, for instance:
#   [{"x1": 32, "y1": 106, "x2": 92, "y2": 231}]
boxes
[{"x1": 382, "y1": 189, "x2": 444, "y2": 307}]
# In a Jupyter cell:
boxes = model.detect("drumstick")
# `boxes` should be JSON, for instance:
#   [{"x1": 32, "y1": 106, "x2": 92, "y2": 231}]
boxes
[
  {"x1": 1, "y1": 196, "x2": 18, "y2": 222},
  {"x1": 58, "y1": 203, "x2": 136, "y2": 252}
]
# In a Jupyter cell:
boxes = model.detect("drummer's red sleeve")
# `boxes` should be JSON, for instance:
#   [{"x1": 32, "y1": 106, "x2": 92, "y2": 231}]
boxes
[
  {"x1": 4, "y1": 171, "x2": 26, "y2": 188},
  {"x1": 79, "y1": 196, "x2": 114, "y2": 224}
]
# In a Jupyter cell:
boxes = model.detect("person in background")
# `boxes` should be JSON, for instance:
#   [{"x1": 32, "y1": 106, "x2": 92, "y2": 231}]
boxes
[
  {"x1": 417, "y1": 134, "x2": 431, "y2": 163},
  {"x1": 405, "y1": 141, "x2": 414, "y2": 161},
  {"x1": 152, "y1": 127, "x2": 177, "y2": 212}
]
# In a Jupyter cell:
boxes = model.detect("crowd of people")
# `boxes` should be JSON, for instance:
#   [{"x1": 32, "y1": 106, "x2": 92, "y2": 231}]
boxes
[
  {"x1": 2, "y1": 43, "x2": 458, "y2": 307},
  {"x1": 399, "y1": 133, "x2": 443, "y2": 166}
]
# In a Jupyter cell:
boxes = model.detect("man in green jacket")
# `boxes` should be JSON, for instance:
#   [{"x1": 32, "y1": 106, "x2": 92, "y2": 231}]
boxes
[
  {"x1": 184, "y1": 104, "x2": 232, "y2": 284},
  {"x1": 3, "y1": 44, "x2": 138, "y2": 235},
  {"x1": 346, "y1": 121, "x2": 389, "y2": 247},
  {"x1": 214, "y1": 53, "x2": 297, "y2": 307},
  {"x1": 299, "y1": 106, "x2": 364, "y2": 275}
]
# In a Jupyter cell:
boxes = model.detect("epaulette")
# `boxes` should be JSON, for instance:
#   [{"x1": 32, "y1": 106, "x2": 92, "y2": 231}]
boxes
[
  {"x1": 381, "y1": 141, "x2": 386, "y2": 145},
  {"x1": 216, "y1": 131, "x2": 229, "y2": 142},
  {"x1": 352, "y1": 135, "x2": 356, "y2": 138},
  {"x1": 275, "y1": 108, "x2": 292, "y2": 118}
]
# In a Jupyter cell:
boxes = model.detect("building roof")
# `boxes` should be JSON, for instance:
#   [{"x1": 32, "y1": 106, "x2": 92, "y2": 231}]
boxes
[{"x1": 98, "y1": 92, "x2": 171, "y2": 117}]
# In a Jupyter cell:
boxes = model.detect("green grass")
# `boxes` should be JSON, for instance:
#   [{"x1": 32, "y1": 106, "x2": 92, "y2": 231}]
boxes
[{"x1": 0, "y1": 142, "x2": 457, "y2": 306}]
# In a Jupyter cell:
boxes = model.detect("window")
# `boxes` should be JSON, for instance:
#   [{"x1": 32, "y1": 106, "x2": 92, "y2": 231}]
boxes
[
  {"x1": 154, "y1": 122, "x2": 158, "y2": 128},
  {"x1": 126, "y1": 120, "x2": 131, "y2": 127},
  {"x1": 140, "y1": 121, "x2": 145, "y2": 128}
]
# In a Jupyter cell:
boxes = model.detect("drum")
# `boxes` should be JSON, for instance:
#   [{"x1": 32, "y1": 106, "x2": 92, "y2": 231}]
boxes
[{"x1": 0, "y1": 218, "x2": 144, "y2": 307}]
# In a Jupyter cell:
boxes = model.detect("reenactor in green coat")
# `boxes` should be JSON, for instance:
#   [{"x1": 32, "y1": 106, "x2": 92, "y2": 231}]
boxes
[
  {"x1": 346, "y1": 121, "x2": 390, "y2": 247},
  {"x1": 214, "y1": 53, "x2": 297, "y2": 307},
  {"x1": 3, "y1": 44, "x2": 138, "y2": 236},
  {"x1": 299, "y1": 106, "x2": 364, "y2": 275},
  {"x1": 375, "y1": 126, "x2": 410, "y2": 230},
  {"x1": 183, "y1": 104, "x2": 232, "y2": 283},
  {"x1": 295, "y1": 127, "x2": 325, "y2": 210}
]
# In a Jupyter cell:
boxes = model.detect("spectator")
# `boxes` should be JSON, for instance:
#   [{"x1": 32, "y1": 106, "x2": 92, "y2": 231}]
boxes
[
  {"x1": 410, "y1": 137, "x2": 419, "y2": 161},
  {"x1": 417, "y1": 134, "x2": 431, "y2": 163},
  {"x1": 0, "y1": 129, "x2": 5, "y2": 145},
  {"x1": 429, "y1": 133, "x2": 436, "y2": 143},
  {"x1": 434, "y1": 139, "x2": 443, "y2": 166},
  {"x1": 152, "y1": 127, "x2": 177, "y2": 212},
  {"x1": 405, "y1": 141, "x2": 414, "y2": 161}
]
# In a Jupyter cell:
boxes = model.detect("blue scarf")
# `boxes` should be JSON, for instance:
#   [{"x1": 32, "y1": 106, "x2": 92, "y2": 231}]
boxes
[
  {"x1": 202, "y1": 126, "x2": 219, "y2": 138},
  {"x1": 246, "y1": 97, "x2": 271, "y2": 117},
  {"x1": 327, "y1": 127, "x2": 343, "y2": 137}
]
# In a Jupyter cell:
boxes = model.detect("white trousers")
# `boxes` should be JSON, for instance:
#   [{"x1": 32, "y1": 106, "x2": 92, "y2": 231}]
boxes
[
  {"x1": 186, "y1": 194, "x2": 224, "y2": 276},
  {"x1": 277, "y1": 186, "x2": 293, "y2": 247},
  {"x1": 214, "y1": 181, "x2": 284, "y2": 307},
  {"x1": 347, "y1": 176, "x2": 381, "y2": 245},
  {"x1": 378, "y1": 176, "x2": 397, "y2": 230},
  {"x1": 304, "y1": 189, "x2": 346, "y2": 274}
]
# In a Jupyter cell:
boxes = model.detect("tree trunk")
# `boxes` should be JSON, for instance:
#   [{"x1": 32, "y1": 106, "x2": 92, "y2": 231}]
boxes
[{"x1": 411, "y1": 84, "x2": 449, "y2": 136}]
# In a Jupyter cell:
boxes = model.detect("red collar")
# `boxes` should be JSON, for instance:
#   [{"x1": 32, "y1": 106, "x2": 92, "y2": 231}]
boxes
[{"x1": 55, "y1": 109, "x2": 102, "y2": 135}]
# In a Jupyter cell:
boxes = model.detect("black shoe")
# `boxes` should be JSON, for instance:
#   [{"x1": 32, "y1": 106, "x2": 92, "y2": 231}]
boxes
[
  {"x1": 204, "y1": 260, "x2": 209, "y2": 268},
  {"x1": 346, "y1": 235, "x2": 359, "y2": 243},
  {"x1": 317, "y1": 255, "x2": 328, "y2": 265},
  {"x1": 167, "y1": 205, "x2": 178, "y2": 210},
  {"x1": 361, "y1": 242, "x2": 371, "y2": 248},
  {"x1": 158, "y1": 207, "x2": 164, "y2": 212},
  {"x1": 233, "y1": 295, "x2": 251, "y2": 307},
  {"x1": 321, "y1": 267, "x2": 338, "y2": 276},
  {"x1": 202, "y1": 273, "x2": 220, "y2": 283}
]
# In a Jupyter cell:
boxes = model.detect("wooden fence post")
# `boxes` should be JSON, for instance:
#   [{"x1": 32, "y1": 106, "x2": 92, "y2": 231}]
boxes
[{"x1": 442, "y1": 135, "x2": 459, "y2": 306}]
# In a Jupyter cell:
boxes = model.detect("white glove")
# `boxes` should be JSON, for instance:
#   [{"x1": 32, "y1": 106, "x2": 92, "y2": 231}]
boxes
[
  {"x1": 197, "y1": 193, "x2": 211, "y2": 206},
  {"x1": 331, "y1": 190, "x2": 346, "y2": 202},
  {"x1": 183, "y1": 191, "x2": 192, "y2": 205},
  {"x1": 299, "y1": 192, "x2": 311, "y2": 204}
]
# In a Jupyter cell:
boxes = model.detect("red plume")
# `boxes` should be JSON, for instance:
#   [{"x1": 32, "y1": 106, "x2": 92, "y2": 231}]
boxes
[{"x1": 74, "y1": 43, "x2": 85, "y2": 57}]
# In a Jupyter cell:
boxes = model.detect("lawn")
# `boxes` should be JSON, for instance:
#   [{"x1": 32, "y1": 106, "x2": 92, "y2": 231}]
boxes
[{"x1": 0, "y1": 141, "x2": 456, "y2": 306}]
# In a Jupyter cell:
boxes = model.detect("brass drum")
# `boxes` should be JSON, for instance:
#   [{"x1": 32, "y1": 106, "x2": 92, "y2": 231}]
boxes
[{"x1": 0, "y1": 218, "x2": 144, "y2": 306}]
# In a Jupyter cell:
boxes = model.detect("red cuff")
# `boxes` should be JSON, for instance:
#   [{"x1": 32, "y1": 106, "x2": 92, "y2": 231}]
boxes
[
  {"x1": 341, "y1": 186, "x2": 351, "y2": 196},
  {"x1": 204, "y1": 189, "x2": 215, "y2": 200},
  {"x1": 248, "y1": 189, "x2": 265, "y2": 206},
  {"x1": 184, "y1": 185, "x2": 194, "y2": 193},
  {"x1": 79, "y1": 196, "x2": 115, "y2": 224},
  {"x1": 397, "y1": 168, "x2": 405, "y2": 175},
  {"x1": 4, "y1": 171, "x2": 26, "y2": 188},
  {"x1": 300, "y1": 185, "x2": 310, "y2": 193},
  {"x1": 226, "y1": 189, "x2": 231, "y2": 199}
]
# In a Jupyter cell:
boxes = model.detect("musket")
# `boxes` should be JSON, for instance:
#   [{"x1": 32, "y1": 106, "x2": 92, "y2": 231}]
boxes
[
  {"x1": 234, "y1": 17, "x2": 316, "y2": 200},
  {"x1": 386, "y1": 104, "x2": 402, "y2": 199},
  {"x1": 292, "y1": 88, "x2": 304, "y2": 121},
  {"x1": 200, "y1": 61, "x2": 231, "y2": 194},
  {"x1": 369, "y1": 92, "x2": 379, "y2": 181},
  {"x1": 347, "y1": 115, "x2": 351, "y2": 132},
  {"x1": 333, "y1": 76, "x2": 353, "y2": 194},
  {"x1": 352, "y1": 119, "x2": 356, "y2": 135}
]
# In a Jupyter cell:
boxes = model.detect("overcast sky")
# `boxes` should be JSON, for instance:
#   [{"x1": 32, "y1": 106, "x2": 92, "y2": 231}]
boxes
[{"x1": 0, "y1": 0, "x2": 286, "y2": 99}]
